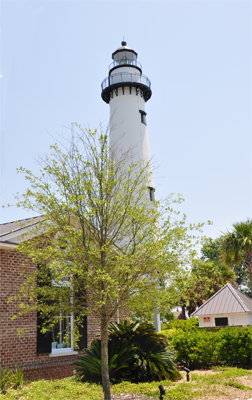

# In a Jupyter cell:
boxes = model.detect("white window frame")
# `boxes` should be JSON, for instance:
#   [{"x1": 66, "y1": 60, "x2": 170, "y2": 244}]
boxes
[{"x1": 49, "y1": 268, "x2": 77, "y2": 357}]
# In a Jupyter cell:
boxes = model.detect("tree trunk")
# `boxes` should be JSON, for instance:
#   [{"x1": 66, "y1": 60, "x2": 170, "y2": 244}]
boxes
[
  {"x1": 249, "y1": 273, "x2": 252, "y2": 298},
  {"x1": 244, "y1": 252, "x2": 252, "y2": 297},
  {"x1": 101, "y1": 315, "x2": 111, "y2": 400},
  {"x1": 186, "y1": 300, "x2": 196, "y2": 317},
  {"x1": 181, "y1": 304, "x2": 186, "y2": 320}
]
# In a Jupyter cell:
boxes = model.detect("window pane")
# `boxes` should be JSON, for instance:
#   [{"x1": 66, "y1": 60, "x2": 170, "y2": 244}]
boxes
[
  {"x1": 62, "y1": 316, "x2": 72, "y2": 347},
  {"x1": 52, "y1": 316, "x2": 71, "y2": 349},
  {"x1": 51, "y1": 269, "x2": 72, "y2": 352}
]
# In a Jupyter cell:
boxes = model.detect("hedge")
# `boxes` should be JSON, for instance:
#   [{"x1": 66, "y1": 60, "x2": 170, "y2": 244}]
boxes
[{"x1": 162, "y1": 325, "x2": 252, "y2": 370}]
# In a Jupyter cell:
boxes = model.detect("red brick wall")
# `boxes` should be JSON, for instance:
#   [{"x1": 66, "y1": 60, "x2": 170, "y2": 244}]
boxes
[
  {"x1": 0, "y1": 248, "x2": 37, "y2": 370},
  {"x1": 87, "y1": 309, "x2": 100, "y2": 345},
  {"x1": 23, "y1": 359, "x2": 77, "y2": 381},
  {"x1": 0, "y1": 247, "x2": 129, "y2": 381},
  {"x1": 0, "y1": 248, "x2": 84, "y2": 380}
]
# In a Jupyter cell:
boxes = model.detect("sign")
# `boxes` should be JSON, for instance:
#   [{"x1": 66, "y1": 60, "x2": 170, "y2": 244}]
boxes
[{"x1": 203, "y1": 317, "x2": 210, "y2": 323}]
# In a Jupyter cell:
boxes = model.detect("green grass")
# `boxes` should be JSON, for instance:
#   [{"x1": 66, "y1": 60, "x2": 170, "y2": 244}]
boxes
[
  {"x1": 0, "y1": 367, "x2": 251, "y2": 400},
  {"x1": 224, "y1": 378, "x2": 252, "y2": 390}
]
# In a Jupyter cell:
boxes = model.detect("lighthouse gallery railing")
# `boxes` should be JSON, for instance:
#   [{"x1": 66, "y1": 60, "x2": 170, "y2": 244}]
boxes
[
  {"x1": 108, "y1": 60, "x2": 142, "y2": 71},
  {"x1": 101, "y1": 72, "x2": 151, "y2": 91}
]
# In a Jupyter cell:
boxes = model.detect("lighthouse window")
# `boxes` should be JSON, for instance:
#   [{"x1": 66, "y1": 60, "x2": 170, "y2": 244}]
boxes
[
  {"x1": 120, "y1": 56, "x2": 129, "y2": 65},
  {"x1": 139, "y1": 110, "x2": 147, "y2": 125},
  {"x1": 147, "y1": 186, "x2": 155, "y2": 201}
]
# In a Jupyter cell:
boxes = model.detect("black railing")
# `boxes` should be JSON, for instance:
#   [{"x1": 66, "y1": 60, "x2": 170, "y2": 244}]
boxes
[
  {"x1": 109, "y1": 59, "x2": 142, "y2": 71},
  {"x1": 101, "y1": 72, "x2": 151, "y2": 91}
]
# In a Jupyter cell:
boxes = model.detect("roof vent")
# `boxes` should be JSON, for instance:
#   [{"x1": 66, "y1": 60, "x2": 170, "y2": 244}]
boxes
[{"x1": 121, "y1": 40, "x2": 127, "y2": 46}]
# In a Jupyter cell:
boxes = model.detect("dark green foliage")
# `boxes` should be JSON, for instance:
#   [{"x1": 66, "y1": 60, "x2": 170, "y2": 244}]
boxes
[
  {"x1": 218, "y1": 326, "x2": 252, "y2": 368},
  {"x1": 74, "y1": 320, "x2": 180, "y2": 384},
  {"x1": 108, "y1": 320, "x2": 179, "y2": 382},
  {"x1": 201, "y1": 237, "x2": 251, "y2": 296},
  {"x1": 201, "y1": 237, "x2": 222, "y2": 262},
  {"x1": 74, "y1": 335, "x2": 135, "y2": 383},
  {"x1": 233, "y1": 264, "x2": 251, "y2": 297},
  {"x1": 163, "y1": 325, "x2": 252, "y2": 369}
]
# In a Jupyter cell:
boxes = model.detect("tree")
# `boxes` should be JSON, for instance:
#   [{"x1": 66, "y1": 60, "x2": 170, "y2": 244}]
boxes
[
  {"x1": 185, "y1": 258, "x2": 236, "y2": 316},
  {"x1": 12, "y1": 125, "x2": 197, "y2": 399},
  {"x1": 221, "y1": 219, "x2": 252, "y2": 297},
  {"x1": 201, "y1": 237, "x2": 222, "y2": 262},
  {"x1": 165, "y1": 259, "x2": 235, "y2": 318},
  {"x1": 163, "y1": 237, "x2": 236, "y2": 318},
  {"x1": 202, "y1": 237, "x2": 251, "y2": 296}
]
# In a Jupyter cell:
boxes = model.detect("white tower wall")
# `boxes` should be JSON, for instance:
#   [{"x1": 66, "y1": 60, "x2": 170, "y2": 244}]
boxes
[{"x1": 109, "y1": 91, "x2": 154, "y2": 187}]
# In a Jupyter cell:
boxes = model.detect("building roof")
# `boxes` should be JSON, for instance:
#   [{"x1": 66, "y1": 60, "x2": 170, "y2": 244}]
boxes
[
  {"x1": 0, "y1": 216, "x2": 44, "y2": 246},
  {"x1": 0, "y1": 216, "x2": 44, "y2": 237},
  {"x1": 191, "y1": 283, "x2": 252, "y2": 316},
  {"x1": 173, "y1": 311, "x2": 186, "y2": 320}
]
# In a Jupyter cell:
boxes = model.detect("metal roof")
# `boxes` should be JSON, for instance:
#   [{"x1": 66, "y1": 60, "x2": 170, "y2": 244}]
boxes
[{"x1": 191, "y1": 283, "x2": 252, "y2": 316}]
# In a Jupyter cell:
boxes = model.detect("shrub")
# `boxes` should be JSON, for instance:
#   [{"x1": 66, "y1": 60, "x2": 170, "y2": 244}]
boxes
[
  {"x1": 74, "y1": 320, "x2": 180, "y2": 384},
  {"x1": 218, "y1": 326, "x2": 252, "y2": 369},
  {"x1": 170, "y1": 329, "x2": 220, "y2": 369},
  {"x1": 161, "y1": 317, "x2": 200, "y2": 350},
  {"x1": 0, "y1": 367, "x2": 23, "y2": 394},
  {"x1": 162, "y1": 324, "x2": 252, "y2": 370},
  {"x1": 0, "y1": 368, "x2": 12, "y2": 395},
  {"x1": 163, "y1": 317, "x2": 199, "y2": 332}
]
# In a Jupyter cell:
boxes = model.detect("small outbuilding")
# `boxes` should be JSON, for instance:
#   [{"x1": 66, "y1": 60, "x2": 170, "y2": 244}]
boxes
[{"x1": 191, "y1": 283, "x2": 252, "y2": 327}]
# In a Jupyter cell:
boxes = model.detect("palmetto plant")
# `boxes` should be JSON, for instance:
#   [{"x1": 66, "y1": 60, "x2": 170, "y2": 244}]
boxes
[
  {"x1": 221, "y1": 219, "x2": 252, "y2": 296},
  {"x1": 108, "y1": 320, "x2": 179, "y2": 382},
  {"x1": 74, "y1": 335, "x2": 135, "y2": 383},
  {"x1": 74, "y1": 320, "x2": 179, "y2": 384}
]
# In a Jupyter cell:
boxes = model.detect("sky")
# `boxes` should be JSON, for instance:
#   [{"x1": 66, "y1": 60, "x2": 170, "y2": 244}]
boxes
[{"x1": 0, "y1": 0, "x2": 251, "y2": 244}]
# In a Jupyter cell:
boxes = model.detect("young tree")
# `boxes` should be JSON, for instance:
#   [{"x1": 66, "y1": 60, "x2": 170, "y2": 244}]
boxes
[{"x1": 12, "y1": 126, "x2": 194, "y2": 399}]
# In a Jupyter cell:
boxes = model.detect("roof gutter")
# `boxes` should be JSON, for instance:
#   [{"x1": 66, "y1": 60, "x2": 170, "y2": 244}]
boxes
[{"x1": 0, "y1": 242, "x2": 18, "y2": 249}]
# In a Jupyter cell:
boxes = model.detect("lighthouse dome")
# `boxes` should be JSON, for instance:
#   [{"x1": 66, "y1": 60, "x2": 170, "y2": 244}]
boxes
[
  {"x1": 112, "y1": 41, "x2": 138, "y2": 63},
  {"x1": 114, "y1": 43, "x2": 133, "y2": 52}
]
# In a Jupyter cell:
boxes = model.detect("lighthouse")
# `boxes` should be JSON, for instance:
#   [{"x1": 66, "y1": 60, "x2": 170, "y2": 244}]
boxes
[
  {"x1": 101, "y1": 41, "x2": 161, "y2": 332},
  {"x1": 101, "y1": 40, "x2": 155, "y2": 201}
]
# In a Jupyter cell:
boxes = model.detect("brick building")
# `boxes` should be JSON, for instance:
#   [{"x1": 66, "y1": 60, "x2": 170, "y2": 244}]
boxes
[{"x1": 0, "y1": 216, "x2": 122, "y2": 380}]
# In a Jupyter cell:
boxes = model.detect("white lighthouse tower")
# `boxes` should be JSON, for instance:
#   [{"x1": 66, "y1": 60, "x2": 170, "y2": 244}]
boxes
[
  {"x1": 101, "y1": 40, "x2": 155, "y2": 201},
  {"x1": 101, "y1": 41, "x2": 161, "y2": 331}
]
